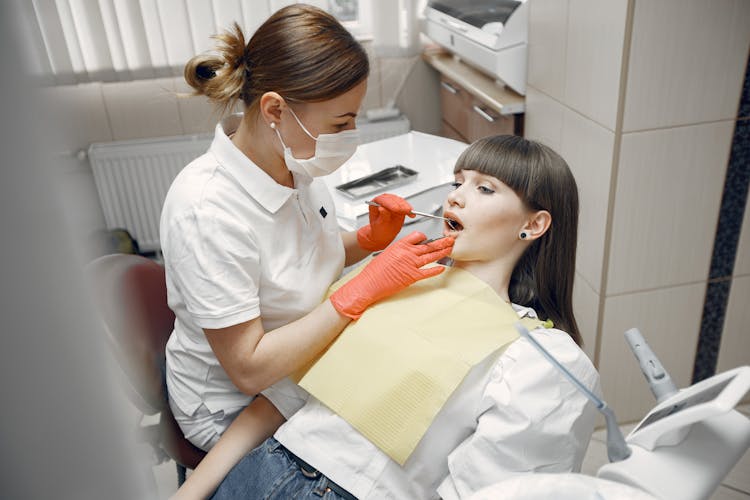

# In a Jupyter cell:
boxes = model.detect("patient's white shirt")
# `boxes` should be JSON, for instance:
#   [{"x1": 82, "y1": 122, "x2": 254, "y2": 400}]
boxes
[{"x1": 273, "y1": 305, "x2": 601, "y2": 500}]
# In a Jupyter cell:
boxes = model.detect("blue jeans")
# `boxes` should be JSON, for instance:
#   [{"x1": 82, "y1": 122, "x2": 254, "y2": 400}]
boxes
[{"x1": 211, "y1": 437, "x2": 353, "y2": 499}]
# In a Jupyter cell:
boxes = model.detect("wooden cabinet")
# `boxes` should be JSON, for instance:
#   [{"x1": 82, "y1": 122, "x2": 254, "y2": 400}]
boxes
[
  {"x1": 439, "y1": 76, "x2": 517, "y2": 143},
  {"x1": 424, "y1": 51, "x2": 525, "y2": 143}
]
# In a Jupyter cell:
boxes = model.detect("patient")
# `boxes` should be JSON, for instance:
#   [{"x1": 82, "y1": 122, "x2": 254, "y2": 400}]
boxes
[{"x1": 175, "y1": 135, "x2": 601, "y2": 499}]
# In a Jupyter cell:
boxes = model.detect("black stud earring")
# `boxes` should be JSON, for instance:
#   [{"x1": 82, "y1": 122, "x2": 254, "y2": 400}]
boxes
[{"x1": 520, "y1": 231, "x2": 528, "y2": 240}]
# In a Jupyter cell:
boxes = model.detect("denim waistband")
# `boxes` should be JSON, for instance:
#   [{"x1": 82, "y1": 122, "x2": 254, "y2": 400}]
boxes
[{"x1": 281, "y1": 445, "x2": 358, "y2": 500}]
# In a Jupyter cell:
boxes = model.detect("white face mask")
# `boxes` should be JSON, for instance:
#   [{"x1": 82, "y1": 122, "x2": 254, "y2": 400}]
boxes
[{"x1": 273, "y1": 107, "x2": 359, "y2": 178}]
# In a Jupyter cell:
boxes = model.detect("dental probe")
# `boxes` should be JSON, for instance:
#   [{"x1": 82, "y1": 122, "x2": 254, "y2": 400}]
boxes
[{"x1": 365, "y1": 200, "x2": 451, "y2": 222}]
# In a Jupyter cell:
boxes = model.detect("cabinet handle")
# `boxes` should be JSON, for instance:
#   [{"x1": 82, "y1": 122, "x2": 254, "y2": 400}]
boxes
[
  {"x1": 440, "y1": 81, "x2": 459, "y2": 94},
  {"x1": 472, "y1": 105, "x2": 497, "y2": 123}
]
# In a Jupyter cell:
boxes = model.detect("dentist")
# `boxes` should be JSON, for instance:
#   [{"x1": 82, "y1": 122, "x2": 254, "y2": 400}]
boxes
[{"x1": 160, "y1": 4, "x2": 454, "y2": 452}]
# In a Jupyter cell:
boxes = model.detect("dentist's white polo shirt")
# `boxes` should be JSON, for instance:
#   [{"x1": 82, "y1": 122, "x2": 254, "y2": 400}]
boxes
[{"x1": 160, "y1": 114, "x2": 345, "y2": 427}]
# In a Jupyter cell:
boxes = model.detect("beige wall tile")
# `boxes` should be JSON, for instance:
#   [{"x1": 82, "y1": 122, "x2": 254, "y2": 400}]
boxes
[
  {"x1": 561, "y1": 108, "x2": 615, "y2": 293},
  {"x1": 717, "y1": 276, "x2": 750, "y2": 373},
  {"x1": 527, "y1": 0, "x2": 568, "y2": 102},
  {"x1": 524, "y1": 87, "x2": 565, "y2": 151},
  {"x1": 623, "y1": 0, "x2": 750, "y2": 132},
  {"x1": 599, "y1": 283, "x2": 705, "y2": 423},
  {"x1": 102, "y1": 77, "x2": 183, "y2": 141},
  {"x1": 171, "y1": 77, "x2": 224, "y2": 135},
  {"x1": 735, "y1": 197, "x2": 750, "y2": 277},
  {"x1": 563, "y1": 0, "x2": 628, "y2": 131},
  {"x1": 573, "y1": 271, "x2": 600, "y2": 363},
  {"x1": 607, "y1": 121, "x2": 734, "y2": 295},
  {"x1": 40, "y1": 83, "x2": 113, "y2": 156}
]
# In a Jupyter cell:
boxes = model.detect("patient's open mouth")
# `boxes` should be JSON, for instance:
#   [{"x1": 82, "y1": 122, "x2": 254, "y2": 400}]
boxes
[{"x1": 444, "y1": 212, "x2": 463, "y2": 232}]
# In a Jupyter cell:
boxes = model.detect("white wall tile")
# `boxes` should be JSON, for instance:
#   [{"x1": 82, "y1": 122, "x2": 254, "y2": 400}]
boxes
[
  {"x1": 524, "y1": 87, "x2": 565, "y2": 152},
  {"x1": 607, "y1": 121, "x2": 734, "y2": 295},
  {"x1": 573, "y1": 271, "x2": 600, "y2": 363},
  {"x1": 717, "y1": 276, "x2": 750, "y2": 373},
  {"x1": 598, "y1": 283, "x2": 705, "y2": 423},
  {"x1": 563, "y1": 0, "x2": 628, "y2": 131},
  {"x1": 735, "y1": 196, "x2": 750, "y2": 277},
  {"x1": 395, "y1": 59, "x2": 442, "y2": 135},
  {"x1": 561, "y1": 109, "x2": 615, "y2": 293},
  {"x1": 379, "y1": 56, "x2": 418, "y2": 108},
  {"x1": 362, "y1": 42, "x2": 382, "y2": 112},
  {"x1": 170, "y1": 77, "x2": 223, "y2": 135},
  {"x1": 527, "y1": 0, "x2": 568, "y2": 102},
  {"x1": 623, "y1": 0, "x2": 750, "y2": 131},
  {"x1": 40, "y1": 83, "x2": 113, "y2": 156},
  {"x1": 102, "y1": 78, "x2": 183, "y2": 141}
]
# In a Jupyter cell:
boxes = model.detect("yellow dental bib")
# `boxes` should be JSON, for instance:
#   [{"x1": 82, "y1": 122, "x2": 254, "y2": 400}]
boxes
[{"x1": 293, "y1": 265, "x2": 544, "y2": 465}]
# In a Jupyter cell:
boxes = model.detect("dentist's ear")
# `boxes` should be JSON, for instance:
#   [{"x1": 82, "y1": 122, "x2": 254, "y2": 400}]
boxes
[
  {"x1": 520, "y1": 210, "x2": 552, "y2": 241},
  {"x1": 259, "y1": 91, "x2": 285, "y2": 128}
]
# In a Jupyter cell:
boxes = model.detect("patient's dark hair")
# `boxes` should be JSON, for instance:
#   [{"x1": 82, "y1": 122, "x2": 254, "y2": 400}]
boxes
[{"x1": 454, "y1": 135, "x2": 582, "y2": 346}]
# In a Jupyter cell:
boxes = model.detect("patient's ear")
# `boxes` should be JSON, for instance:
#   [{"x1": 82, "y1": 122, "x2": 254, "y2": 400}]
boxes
[{"x1": 522, "y1": 210, "x2": 551, "y2": 241}]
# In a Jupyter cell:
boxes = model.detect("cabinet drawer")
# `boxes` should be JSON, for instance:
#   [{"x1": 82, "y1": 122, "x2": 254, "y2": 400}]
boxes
[
  {"x1": 439, "y1": 76, "x2": 471, "y2": 137},
  {"x1": 466, "y1": 100, "x2": 515, "y2": 141},
  {"x1": 440, "y1": 120, "x2": 468, "y2": 143}
]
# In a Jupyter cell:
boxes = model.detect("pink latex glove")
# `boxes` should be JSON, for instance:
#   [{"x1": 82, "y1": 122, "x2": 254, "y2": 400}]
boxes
[
  {"x1": 330, "y1": 231, "x2": 454, "y2": 320},
  {"x1": 356, "y1": 193, "x2": 415, "y2": 252}
]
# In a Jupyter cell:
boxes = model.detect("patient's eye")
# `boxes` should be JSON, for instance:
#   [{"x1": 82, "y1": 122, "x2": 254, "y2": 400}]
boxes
[
  {"x1": 478, "y1": 185, "x2": 495, "y2": 194},
  {"x1": 451, "y1": 182, "x2": 462, "y2": 189}
]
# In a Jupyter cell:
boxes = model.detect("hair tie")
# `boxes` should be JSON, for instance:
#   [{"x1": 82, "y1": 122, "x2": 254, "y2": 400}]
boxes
[{"x1": 196, "y1": 64, "x2": 216, "y2": 80}]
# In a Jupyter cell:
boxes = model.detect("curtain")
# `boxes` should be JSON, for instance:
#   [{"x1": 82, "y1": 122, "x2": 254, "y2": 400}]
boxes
[{"x1": 23, "y1": 0, "x2": 363, "y2": 85}]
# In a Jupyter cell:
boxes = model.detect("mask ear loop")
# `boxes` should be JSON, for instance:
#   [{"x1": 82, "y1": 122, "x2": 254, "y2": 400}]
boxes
[{"x1": 286, "y1": 107, "x2": 318, "y2": 141}]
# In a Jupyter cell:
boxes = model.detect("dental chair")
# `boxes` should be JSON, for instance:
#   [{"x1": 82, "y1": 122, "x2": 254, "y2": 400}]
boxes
[{"x1": 86, "y1": 253, "x2": 205, "y2": 486}]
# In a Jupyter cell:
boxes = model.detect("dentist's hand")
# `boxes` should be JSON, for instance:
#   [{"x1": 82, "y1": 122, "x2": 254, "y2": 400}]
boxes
[
  {"x1": 331, "y1": 231, "x2": 454, "y2": 320},
  {"x1": 356, "y1": 193, "x2": 415, "y2": 252}
]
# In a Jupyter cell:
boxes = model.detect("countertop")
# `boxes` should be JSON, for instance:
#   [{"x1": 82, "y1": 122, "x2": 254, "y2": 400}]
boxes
[{"x1": 422, "y1": 49, "x2": 525, "y2": 115}]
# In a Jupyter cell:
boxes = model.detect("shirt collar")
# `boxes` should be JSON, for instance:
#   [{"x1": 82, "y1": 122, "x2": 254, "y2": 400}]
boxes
[
  {"x1": 210, "y1": 114, "x2": 307, "y2": 214},
  {"x1": 511, "y1": 303, "x2": 539, "y2": 319}
]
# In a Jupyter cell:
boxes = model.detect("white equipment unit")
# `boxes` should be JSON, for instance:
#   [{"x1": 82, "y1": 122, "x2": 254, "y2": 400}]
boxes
[
  {"x1": 507, "y1": 323, "x2": 750, "y2": 500},
  {"x1": 423, "y1": 0, "x2": 529, "y2": 95},
  {"x1": 596, "y1": 365, "x2": 750, "y2": 500}
]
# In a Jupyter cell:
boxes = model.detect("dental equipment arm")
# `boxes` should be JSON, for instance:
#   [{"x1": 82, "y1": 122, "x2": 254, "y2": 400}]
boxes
[
  {"x1": 513, "y1": 323, "x2": 632, "y2": 463},
  {"x1": 624, "y1": 328, "x2": 677, "y2": 403}
]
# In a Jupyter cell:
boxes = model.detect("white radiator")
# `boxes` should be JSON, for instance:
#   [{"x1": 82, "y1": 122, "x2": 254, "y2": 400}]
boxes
[{"x1": 88, "y1": 116, "x2": 410, "y2": 252}]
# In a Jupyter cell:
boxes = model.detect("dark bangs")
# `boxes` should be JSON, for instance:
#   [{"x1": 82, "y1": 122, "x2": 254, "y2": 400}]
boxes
[{"x1": 453, "y1": 135, "x2": 548, "y2": 212}]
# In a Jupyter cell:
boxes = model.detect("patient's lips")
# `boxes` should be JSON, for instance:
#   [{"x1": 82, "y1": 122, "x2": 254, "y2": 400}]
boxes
[{"x1": 443, "y1": 211, "x2": 464, "y2": 233}]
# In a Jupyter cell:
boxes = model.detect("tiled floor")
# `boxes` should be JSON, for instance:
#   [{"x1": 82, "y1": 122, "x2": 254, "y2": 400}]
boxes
[{"x1": 152, "y1": 405, "x2": 750, "y2": 499}]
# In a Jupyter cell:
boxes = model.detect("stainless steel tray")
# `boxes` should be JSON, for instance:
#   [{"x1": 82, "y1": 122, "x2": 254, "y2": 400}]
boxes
[{"x1": 335, "y1": 165, "x2": 418, "y2": 199}]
